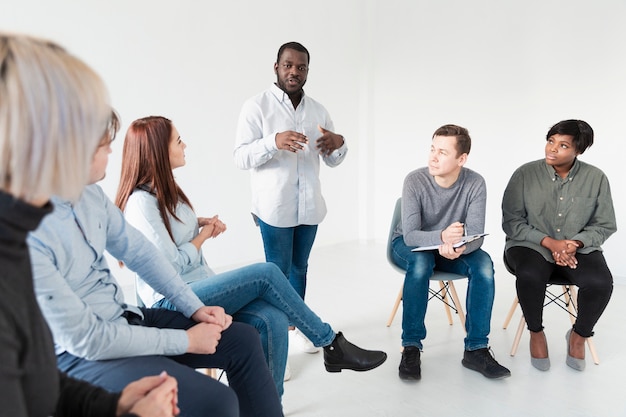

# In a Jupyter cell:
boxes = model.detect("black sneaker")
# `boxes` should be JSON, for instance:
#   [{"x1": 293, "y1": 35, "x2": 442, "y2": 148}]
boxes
[
  {"x1": 462, "y1": 348, "x2": 511, "y2": 379},
  {"x1": 399, "y1": 346, "x2": 421, "y2": 380}
]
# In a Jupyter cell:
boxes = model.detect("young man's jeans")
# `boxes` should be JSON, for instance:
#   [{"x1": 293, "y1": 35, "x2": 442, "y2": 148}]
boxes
[
  {"x1": 257, "y1": 218, "x2": 318, "y2": 300},
  {"x1": 154, "y1": 262, "x2": 335, "y2": 398},
  {"x1": 391, "y1": 236, "x2": 495, "y2": 351}
]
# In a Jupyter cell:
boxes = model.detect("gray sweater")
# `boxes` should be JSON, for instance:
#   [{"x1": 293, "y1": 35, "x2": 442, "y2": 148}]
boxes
[{"x1": 393, "y1": 167, "x2": 487, "y2": 254}]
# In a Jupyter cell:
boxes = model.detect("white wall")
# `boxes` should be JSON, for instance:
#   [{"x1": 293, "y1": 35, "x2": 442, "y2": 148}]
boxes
[{"x1": 2, "y1": 0, "x2": 624, "y2": 280}]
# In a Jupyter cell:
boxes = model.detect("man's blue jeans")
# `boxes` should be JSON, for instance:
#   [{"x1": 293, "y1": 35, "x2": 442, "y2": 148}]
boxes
[
  {"x1": 154, "y1": 262, "x2": 335, "y2": 398},
  {"x1": 257, "y1": 218, "x2": 318, "y2": 300},
  {"x1": 391, "y1": 237, "x2": 495, "y2": 351}
]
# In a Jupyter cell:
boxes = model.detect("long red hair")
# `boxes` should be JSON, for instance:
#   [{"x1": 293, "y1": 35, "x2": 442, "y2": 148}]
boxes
[{"x1": 115, "y1": 116, "x2": 192, "y2": 241}]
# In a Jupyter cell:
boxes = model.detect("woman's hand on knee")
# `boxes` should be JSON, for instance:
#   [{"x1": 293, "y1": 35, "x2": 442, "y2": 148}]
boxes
[{"x1": 120, "y1": 371, "x2": 180, "y2": 417}]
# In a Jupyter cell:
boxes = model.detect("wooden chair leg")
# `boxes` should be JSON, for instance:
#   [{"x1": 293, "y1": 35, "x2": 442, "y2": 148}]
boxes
[
  {"x1": 565, "y1": 285, "x2": 600, "y2": 365},
  {"x1": 502, "y1": 296, "x2": 519, "y2": 329},
  {"x1": 563, "y1": 285, "x2": 577, "y2": 325},
  {"x1": 587, "y1": 337, "x2": 600, "y2": 365},
  {"x1": 439, "y1": 281, "x2": 454, "y2": 325},
  {"x1": 386, "y1": 286, "x2": 403, "y2": 327},
  {"x1": 504, "y1": 284, "x2": 600, "y2": 364},
  {"x1": 447, "y1": 281, "x2": 466, "y2": 329},
  {"x1": 200, "y1": 368, "x2": 217, "y2": 379},
  {"x1": 510, "y1": 315, "x2": 526, "y2": 356}
]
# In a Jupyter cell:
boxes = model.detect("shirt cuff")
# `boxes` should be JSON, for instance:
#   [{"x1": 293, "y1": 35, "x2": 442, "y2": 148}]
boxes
[
  {"x1": 334, "y1": 138, "x2": 347, "y2": 156},
  {"x1": 179, "y1": 241, "x2": 200, "y2": 265},
  {"x1": 528, "y1": 229, "x2": 548, "y2": 246},
  {"x1": 265, "y1": 133, "x2": 279, "y2": 152}
]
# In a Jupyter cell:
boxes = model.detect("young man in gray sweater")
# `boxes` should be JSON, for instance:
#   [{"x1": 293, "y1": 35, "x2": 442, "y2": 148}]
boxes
[{"x1": 389, "y1": 124, "x2": 510, "y2": 381}]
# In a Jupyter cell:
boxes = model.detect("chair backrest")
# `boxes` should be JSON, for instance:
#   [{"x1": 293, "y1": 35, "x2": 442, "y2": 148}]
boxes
[{"x1": 387, "y1": 198, "x2": 405, "y2": 274}]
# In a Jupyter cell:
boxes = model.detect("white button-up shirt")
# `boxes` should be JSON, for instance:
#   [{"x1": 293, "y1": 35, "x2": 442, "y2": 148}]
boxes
[{"x1": 234, "y1": 84, "x2": 348, "y2": 227}]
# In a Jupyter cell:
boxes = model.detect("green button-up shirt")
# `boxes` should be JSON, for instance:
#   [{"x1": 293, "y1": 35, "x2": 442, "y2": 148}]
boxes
[{"x1": 502, "y1": 158, "x2": 617, "y2": 262}]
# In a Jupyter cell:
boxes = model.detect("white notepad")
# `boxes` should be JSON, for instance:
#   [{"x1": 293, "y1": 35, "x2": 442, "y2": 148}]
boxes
[{"x1": 411, "y1": 233, "x2": 488, "y2": 252}]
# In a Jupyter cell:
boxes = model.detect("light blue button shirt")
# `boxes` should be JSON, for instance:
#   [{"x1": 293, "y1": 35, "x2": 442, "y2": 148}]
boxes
[
  {"x1": 28, "y1": 184, "x2": 203, "y2": 360},
  {"x1": 124, "y1": 189, "x2": 215, "y2": 307}
]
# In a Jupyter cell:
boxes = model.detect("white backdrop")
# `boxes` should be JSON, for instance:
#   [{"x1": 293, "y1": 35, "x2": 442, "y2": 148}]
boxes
[{"x1": 2, "y1": 0, "x2": 624, "y2": 281}]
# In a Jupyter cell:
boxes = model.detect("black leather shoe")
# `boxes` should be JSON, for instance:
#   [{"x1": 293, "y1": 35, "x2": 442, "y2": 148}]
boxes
[
  {"x1": 462, "y1": 347, "x2": 511, "y2": 379},
  {"x1": 398, "y1": 346, "x2": 421, "y2": 380},
  {"x1": 323, "y1": 332, "x2": 387, "y2": 372}
]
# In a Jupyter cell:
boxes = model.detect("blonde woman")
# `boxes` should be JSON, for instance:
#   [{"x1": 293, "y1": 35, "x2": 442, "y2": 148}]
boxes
[{"x1": 0, "y1": 33, "x2": 178, "y2": 417}]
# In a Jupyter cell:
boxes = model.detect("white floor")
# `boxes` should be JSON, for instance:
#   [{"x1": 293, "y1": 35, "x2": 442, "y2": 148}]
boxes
[{"x1": 276, "y1": 241, "x2": 626, "y2": 417}]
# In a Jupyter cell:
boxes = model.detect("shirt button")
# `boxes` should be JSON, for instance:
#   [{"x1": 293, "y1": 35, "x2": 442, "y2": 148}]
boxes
[
  {"x1": 557, "y1": 228, "x2": 561, "y2": 232},
  {"x1": 559, "y1": 197, "x2": 563, "y2": 200},
  {"x1": 558, "y1": 213, "x2": 562, "y2": 216}
]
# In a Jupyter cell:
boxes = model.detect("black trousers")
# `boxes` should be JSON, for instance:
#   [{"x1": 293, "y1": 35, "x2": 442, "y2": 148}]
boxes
[
  {"x1": 505, "y1": 247, "x2": 613, "y2": 337},
  {"x1": 58, "y1": 309, "x2": 283, "y2": 417}
]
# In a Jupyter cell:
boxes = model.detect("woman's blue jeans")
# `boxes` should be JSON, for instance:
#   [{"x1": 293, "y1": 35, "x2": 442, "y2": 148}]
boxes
[
  {"x1": 391, "y1": 237, "x2": 495, "y2": 351},
  {"x1": 257, "y1": 218, "x2": 318, "y2": 300},
  {"x1": 154, "y1": 262, "x2": 335, "y2": 398}
]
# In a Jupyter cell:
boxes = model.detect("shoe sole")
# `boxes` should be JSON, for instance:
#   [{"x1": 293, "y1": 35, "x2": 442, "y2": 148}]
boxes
[
  {"x1": 398, "y1": 371, "x2": 421, "y2": 381},
  {"x1": 325, "y1": 354, "x2": 388, "y2": 373},
  {"x1": 461, "y1": 359, "x2": 511, "y2": 379}
]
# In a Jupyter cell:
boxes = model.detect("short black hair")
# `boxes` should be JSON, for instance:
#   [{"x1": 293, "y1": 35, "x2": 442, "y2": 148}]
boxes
[
  {"x1": 276, "y1": 42, "x2": 310, "y2": 64},
  {"x1": 546, "y1": 119, "x2": 594, "y2": 154}
]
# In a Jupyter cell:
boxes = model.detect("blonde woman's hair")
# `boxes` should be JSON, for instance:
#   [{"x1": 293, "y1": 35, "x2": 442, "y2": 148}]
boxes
[{"x1": 0, "y1": 33, "x2": 113, "y2": 202}]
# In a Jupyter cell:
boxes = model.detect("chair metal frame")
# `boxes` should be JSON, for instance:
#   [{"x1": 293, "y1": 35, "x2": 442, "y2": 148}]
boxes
[
  {"x1": 386, "y1": 197, "x2": 467, "y2": 329},
  {"x1": 501, "y1": 254, "x2": 600, "y2": 364}
]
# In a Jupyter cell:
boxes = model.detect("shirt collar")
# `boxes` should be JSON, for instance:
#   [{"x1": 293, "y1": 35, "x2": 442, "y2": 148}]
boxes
[
  {"x1": 270, "y1": 83, "x2": 306, "y2": 104},
  {"x1": 543, "y1": 158, "x2": 580, "y2": 181}
]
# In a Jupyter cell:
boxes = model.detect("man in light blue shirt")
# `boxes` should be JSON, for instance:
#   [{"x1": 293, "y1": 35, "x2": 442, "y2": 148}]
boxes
[{"x1": 28, "y1": 134, "x2": 283, "y2": 417}]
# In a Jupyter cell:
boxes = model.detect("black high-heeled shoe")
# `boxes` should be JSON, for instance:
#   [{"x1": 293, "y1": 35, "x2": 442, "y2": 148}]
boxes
[{"x1": 323, "y1": 332, "x2": 387, "y2": 372}]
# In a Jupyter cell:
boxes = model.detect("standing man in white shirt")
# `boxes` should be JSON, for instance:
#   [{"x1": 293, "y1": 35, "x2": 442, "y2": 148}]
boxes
[{"x1": 234, "y1": 42, "x2": 348, "y2": 352}]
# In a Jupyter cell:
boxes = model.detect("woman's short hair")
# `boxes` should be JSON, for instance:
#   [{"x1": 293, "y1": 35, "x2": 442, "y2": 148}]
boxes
[
  {"x1": 546, "y1": 119, "x2": 594, "y2": 154},
  {"x1": 0, "y1": 33, "x2": 112, "y2": 201}
]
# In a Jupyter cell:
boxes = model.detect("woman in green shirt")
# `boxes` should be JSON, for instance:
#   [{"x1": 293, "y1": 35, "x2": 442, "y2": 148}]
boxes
[{"x1": 502, "y1": 119, "x2": 616, "y2": 372}]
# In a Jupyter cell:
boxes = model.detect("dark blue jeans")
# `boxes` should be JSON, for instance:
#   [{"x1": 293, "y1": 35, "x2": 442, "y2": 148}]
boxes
[
  {"x1": 257, "y1": 218, "x2": 318, "y2": 300},
  {"x1": 57, "y1": 310, "x2": 283, "y2": 417},
  {"x1": 391, "y1": 237, "x2": 495, "y2": 351},
  {"x1": 153, "y1": 262, "x2": 335, "y2": 400}
]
